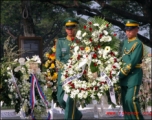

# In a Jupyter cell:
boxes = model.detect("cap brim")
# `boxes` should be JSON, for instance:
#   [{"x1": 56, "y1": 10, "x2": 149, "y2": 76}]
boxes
[
  {"x1": 125, "y1": 26, "x2": 138, "y2": 30},
  {"x1": 65, "y1": 25, "x2": 76, "y2": 30}
]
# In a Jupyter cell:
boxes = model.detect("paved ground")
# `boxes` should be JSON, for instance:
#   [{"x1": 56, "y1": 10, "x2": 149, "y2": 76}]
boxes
[{"x1": 1, "y1": 105, "x2": 151, "y2": 119}]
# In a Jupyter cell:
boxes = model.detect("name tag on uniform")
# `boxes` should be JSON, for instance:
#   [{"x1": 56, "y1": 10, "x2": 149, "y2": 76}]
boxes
[{"x1": 61, "y1": 48, "x2": 66, "y2": 52}]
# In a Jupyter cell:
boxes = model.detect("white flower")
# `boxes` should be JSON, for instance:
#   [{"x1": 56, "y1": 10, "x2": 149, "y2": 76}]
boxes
[
  {"x1": 77, "y1": 92, "x2": 83, "y2": 99},
  {"x1": 114, "y1": 51, "x2": 118, "y2": 56},
  {"x1": 98, "y1": 49, "x2": 103, "y2": 55},
  {"x1": 14, "y1": 59, "x2": 18, "y2": 62},
  {"x1": 103, "y1": 46, "x2": 111, "y2": 59},
  {"x1": 105, "y1": 64, "x2": 112, "y2": 72},
  {"x1": 97, "y1": 93, "x2": 102, "y2": 98},
  {"x1": 103, "y1": 30, "x2": 108, "y2": 35},
  {"x1": 8, "y1": 94, "x2": 12, "y2": 99},
  {"x1": 113, "y1": 62, "x2": 120, "y2": 69},
  {"x1": 91, "y1": 94, "x2": 95, "y2": 99},
  {"x1": 14, "y1": 66, "x2": 21, "y2": 72},
  {"x1": 63, "y1": 85, "x2": 71, "y2": 93},
  {"x1": 7, "y1": 67, "x2": 11, "y2": 70},
  {"x1": 99, "y1": 24, "x2": 106, "y2": 31},
  {"x1": 74, "y1": 46, "x2": 79, "y2": 54},
  {"x1": 29, "y1": 55, "x2": 41, "y2": 63},
  {"x1": 92, "y1": 30, "x2": 99, "y2": 37},
  {"x1": 83, "y1": 91, "x2": 88, "y2": 99},
  {"x1": 93, "y1": 23, "x2": 99, "y2": 26},
  {"x1": 92, "y1": 81, "x2": 97, "y2": 86},
  {"x1": 111, "y1": 70, "x2": 116, "y2": 74},
  {"x1": 85, "y1": 46, "x2": 91, "y2": 53},
  {"x1": 100, "y1": 36, "x2": 112, "y2": 42},
  {"x1": 76, "y1": 30, "x2": 82, "y2": 39},
  {"x1": 19, "y1": 58, "x2": 25, "y2": 65},
  {"x1": 82, "y1": 32, "x2": 87, "y2": 37}
]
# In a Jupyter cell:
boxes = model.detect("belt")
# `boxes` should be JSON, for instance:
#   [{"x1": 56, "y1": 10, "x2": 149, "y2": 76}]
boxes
[{"x1": 135, "y1": 64, "x2": 141, "y2": 68}]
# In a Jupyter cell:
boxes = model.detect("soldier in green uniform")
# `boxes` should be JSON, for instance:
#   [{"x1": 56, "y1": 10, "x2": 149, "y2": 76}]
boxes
[
  {"x1": 55, "y1": 18, "x2": 82, "y2": 120},
  {"x1": 119, "y1": 19, "x2": 144, "y2": 120}
]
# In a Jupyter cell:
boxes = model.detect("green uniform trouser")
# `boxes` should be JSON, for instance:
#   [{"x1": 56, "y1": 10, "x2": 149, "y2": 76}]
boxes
[
  {"x1": 121, "y1": 85, "x2": 144, "y2": 120},
  {"x1": 57, "y1": 71, "x2": 82, "y2": 120}
]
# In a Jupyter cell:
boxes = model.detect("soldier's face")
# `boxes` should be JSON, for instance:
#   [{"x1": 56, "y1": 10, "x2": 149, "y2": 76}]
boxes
[
  {"x1": 125, "y1": 28, "x2": 138, "y2": 39},
  {"x1": 65, "y1": 27, "x2": 77, "y2": 37}
]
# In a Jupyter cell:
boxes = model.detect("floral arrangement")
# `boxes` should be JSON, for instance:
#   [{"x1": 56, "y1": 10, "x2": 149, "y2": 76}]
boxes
[
  {"x1": 139, "y1": 55, "x2": 152, "y2": 111},
  {"x1": 43, "y1": 41, "x2": 59, "y2": 106},
  {"x1": 0, "y1": 37, "x2": 51, "y2": 119},
  {"x1": 61, "y1": 17, "x2": 122, "y2": 106}
]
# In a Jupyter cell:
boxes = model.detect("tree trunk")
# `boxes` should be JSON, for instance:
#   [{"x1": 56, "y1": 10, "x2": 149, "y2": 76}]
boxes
[{"x1": 21, "y1": 0, "x2": 35, "y2": 37}]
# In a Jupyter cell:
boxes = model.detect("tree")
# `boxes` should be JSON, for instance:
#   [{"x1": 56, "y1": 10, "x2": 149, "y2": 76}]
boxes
[
  {"x1": 41, "y1": 0, "x2": 152, "y2": 48},
  {"x1": 0, "y1": 0, "x2": 76, "y2": 56}
]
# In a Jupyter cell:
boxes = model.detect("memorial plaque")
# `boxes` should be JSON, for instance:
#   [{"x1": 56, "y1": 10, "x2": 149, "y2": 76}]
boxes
[{"x1": 18, "y1": 36, "x2": 43, "y2": 60}]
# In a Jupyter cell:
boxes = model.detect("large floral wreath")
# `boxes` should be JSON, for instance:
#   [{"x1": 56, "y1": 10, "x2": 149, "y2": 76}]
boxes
[
  {"x1": 61, "y1": 17, "x2": 122, "y2": 106},
  {"x1": 0, "y1": 37, "x2": 51, "y2": 119}
]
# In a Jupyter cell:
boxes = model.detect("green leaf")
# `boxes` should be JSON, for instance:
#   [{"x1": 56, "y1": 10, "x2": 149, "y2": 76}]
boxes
[{"x1": 90, "y1": 62, "x2": 98, "y2": 73}]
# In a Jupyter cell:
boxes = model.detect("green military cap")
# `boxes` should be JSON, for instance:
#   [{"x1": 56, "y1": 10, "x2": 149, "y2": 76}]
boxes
[
  {"x1": 124, "y1": 19, "x2": 139, "y2": 30},
  {"x1": 63, "y1": 18, "x2": 79, "y2": 26}
]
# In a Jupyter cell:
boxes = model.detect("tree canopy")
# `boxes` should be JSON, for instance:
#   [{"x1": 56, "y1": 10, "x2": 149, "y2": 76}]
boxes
[
  {"x1": 40, "y1": 0, "x2": 151, "y2": 48},
  {"x1": 1, "y1": 0, "x2": 151, "y2": 57}
]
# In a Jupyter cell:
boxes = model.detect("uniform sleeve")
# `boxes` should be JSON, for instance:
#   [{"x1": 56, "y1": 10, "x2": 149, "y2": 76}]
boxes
[
  {"x1": 55, "y1": 40, "x2": 64, "y2": 70},
  {"x1": 119, "y1": 42, "x2": 143, "y2": 79},
  {"x1": 55, "y1": 39, "x2": 61, "y2": 61}
]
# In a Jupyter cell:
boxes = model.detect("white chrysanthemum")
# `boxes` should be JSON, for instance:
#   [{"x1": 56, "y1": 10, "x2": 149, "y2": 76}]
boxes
[
  {"x1": 68, "y1": 69, "x2": 74, "y2": 75},
  {"x1": 109, "y1": 57, "x2": 114, "y2": 63},
  {"x1": 105, "y1": 64, "x2": 112, "y2": 72},
  {"x1": 77, "y1": 92, "x2": 83, "y2": 99},
  {"x1": 92, "y1": 81, "x2": 97, "y2": 86},
  {"x1": 92, "y1": 30, "x2": 99, "y2": 37},
  {"x1": 98, "y1": 49, "x2": 103, "y2": 55},
  {"x1": 100, "y1": 36, "x2": 112, "y2": 42},
  {"x1": 63, "y1": 85, "x2": 71, "y2": 93},
  {"x1": 103, "y1": 30, "x2": 108, "y2": 35},
  {"x1": 76, "y1": 30, "x2": 82, "y2": 39},
  {"x1": 93, "y1": 37, "x2": 99, "y2": 42},
  {"x1": 81, "y1": 83, "x2": 87, "y2": 89},
  {"x1": 83, "y1": 91, "x2": 88, "y2": 99}
]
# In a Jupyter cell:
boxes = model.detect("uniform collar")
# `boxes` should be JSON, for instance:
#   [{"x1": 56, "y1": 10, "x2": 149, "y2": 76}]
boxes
[
  {"x1": 66, "y1": 36, "x2": 75, "y2": 41},
  {"x1": 128, "y1": 37, "x2": 137, "y2": 42}
]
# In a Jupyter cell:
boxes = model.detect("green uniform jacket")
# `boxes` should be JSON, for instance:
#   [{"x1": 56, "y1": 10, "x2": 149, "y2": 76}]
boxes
[
  {"x1": 56, "y1": 37, "x2": 73, "y2": 85},
  {"x1": 119, "y1": 37, "x2": 144, "y2": 88}
]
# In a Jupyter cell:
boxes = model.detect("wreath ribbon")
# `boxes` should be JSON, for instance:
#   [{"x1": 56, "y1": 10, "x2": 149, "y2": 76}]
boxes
[
  {"x1": 10, "y1": 70, "x2": 22, "y2": 101},
  {"x1": 30, "y1": 74, "x2": 51, "y2": 120},
  {"x1": 100, "y1": 72, "x2": 116, "y2": 105}
]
